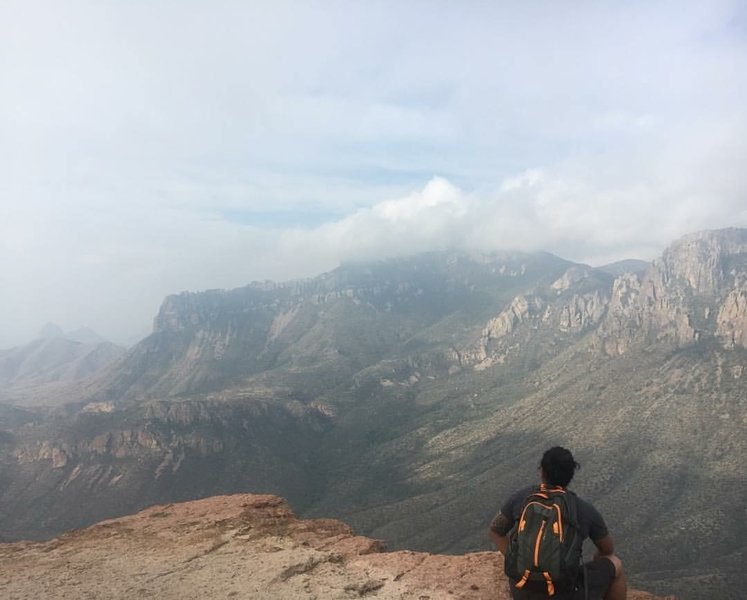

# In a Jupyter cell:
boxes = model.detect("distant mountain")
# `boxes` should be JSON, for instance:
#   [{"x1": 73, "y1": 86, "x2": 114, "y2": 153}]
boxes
[
  {"x1": 0, "y1": 335, "x2": 126, "y2": 406},
  {"x1": 2, "y1": 229, "x2": 746, "y2": 600},
  {"x1": 35, "y1": 323, "x2": 109, "y2": 346},
  {"x1": 596, "y1": 258, "x2": 650, "y2": 276},
  {"x1": 65, "y1": 327, "x2": 109, "y2": 345},
  {"x1": 37, "y1": 323, "x2": 65, "y2": 339}
]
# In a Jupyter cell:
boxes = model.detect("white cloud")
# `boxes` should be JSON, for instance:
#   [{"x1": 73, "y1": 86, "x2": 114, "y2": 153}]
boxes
[{"x1": 1, "y1": 0, "x2": 746, "y2": 347}]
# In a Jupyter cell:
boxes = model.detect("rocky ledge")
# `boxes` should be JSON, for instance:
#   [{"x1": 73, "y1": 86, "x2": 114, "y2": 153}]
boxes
[{"x1": 0, "y1": 494, "x2": 673, "y2": 599}]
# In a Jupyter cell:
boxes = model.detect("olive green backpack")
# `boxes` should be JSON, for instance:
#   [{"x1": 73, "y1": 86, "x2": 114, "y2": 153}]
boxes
[{"x1": 504, "y1": 485, "x2": 583, "y2": 597}]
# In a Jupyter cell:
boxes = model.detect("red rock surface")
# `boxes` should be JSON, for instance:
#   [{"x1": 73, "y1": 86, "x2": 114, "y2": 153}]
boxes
[{"x1": 0, "y1": 494, "x2": 674, "y2": 599}]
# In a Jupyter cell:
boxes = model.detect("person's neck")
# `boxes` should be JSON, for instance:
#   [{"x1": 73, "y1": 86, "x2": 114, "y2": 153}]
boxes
[{"x1": 540, "y1": 481, "x2": 565, "y2": 490}]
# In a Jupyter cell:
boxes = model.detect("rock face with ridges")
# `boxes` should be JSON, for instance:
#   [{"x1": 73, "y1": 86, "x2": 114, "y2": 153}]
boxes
[
  {"x1": 716, "y1": 288, "x2": 747, "y2": 348},
  {"x1": 1, "y1": 399, "x2": 333, "y2": 541},
  {"x1": 660, "y1": 228, "x2": 747, "y2": 294},
  {"x1": 0, "y1": 494, "x2": 673, "y2": 600},
  {"x1": 462, "y1": 265, "x2": 613, "y2": 370},
  {"x1": 594, "y1": 228, "x2": 747, "y2": 355}
]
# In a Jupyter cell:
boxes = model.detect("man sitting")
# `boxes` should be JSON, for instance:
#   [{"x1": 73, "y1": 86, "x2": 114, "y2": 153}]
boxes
[{"x1": 489, "y1": 446, "x2": 626, "y2": 600}]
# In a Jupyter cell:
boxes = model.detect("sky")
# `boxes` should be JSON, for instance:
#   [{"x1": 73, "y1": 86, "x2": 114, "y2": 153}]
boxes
[{"x1": 1, "y1": 0, "x2": 746, "y2": 348}]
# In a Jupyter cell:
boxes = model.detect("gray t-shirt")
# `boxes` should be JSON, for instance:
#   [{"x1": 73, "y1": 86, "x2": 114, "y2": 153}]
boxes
[{"x1": 490, "y1": 484, "x2": 609, "y2": 542}]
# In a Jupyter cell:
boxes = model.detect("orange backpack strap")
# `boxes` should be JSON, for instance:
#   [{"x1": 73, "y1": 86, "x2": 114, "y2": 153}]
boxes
[
  {"x1": 543, "y1": 571, "x2": 556, "y2": 596},
  {"x1": 515, "y1": 570, "x2": 531, "y2": 589}
]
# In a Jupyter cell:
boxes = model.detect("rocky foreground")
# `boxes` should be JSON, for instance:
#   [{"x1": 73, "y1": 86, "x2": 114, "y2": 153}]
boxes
[{"x1": 0, "y1": 494, "x2": 673, "y2": 600}]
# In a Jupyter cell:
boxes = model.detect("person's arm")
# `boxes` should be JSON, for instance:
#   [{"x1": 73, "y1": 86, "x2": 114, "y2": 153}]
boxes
[
  {"x1": 489, "y1": 528, "x2": 509, "y2": 554},
  {"x1": 592, "y1": 533, "x2": 615, "y2": 557},
  {"x1": 488, "y1": 512, "x2": 513, "y2": 555},
  {"x1": 584, "y1": 499, "x2": 613, "y2": 557}
]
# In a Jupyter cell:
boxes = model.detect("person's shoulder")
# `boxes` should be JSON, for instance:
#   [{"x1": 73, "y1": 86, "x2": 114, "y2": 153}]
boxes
[
  {"x1": 569, "y1": 491, "x2": 609, "y2": 539},
  {"x1": 568, "y1": 491, "x2": 600, "y2": 512},
  {"x1": 567, "y1": 491, "x2": 607, "y2": 526},
  {"x1": 500, "y1": 484, "x2": 537, "y2": 517},
  {"x1": 511, "y1": 484, "x2": 537, "y2": 500}
]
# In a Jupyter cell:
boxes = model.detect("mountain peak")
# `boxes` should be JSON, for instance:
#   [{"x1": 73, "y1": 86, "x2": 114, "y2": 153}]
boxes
[
  {"x1": 35, "y1": 324, "x2": 109, "y2": 345},
  {"x1": 658, "y1": 228, "x2": 747, "y2": 292},
  {"x1": 37, "y1": 323, "x2": 64, "y2": 339}
]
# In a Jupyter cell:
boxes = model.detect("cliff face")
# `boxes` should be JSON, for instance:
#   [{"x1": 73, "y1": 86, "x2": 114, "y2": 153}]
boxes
[
  {"x1": 458, "y1": 266, "x2": 613, "y2": 370},
  {"x1": 595, "y1": 228, "x2": 747, "y2": 355},
  {"x1": 1, "y1": 398, "x2": 332, "y2": 541},
  {"x1": 463, "y1": 228, "x2": 747, "y2": 365},
  {"x1": 0, "y1": 493, "x2": 673, "y2": 600}
]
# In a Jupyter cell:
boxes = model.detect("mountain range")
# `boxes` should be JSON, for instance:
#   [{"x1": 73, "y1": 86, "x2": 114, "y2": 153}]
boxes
[{"x1": 1, "y1": 228, "x2": 746, "y2": 600}]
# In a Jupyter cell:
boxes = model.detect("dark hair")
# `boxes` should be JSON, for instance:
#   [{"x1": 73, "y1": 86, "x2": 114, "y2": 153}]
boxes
[{"x1": 540, "y1": 446, "x2": 580, "y2": 487}]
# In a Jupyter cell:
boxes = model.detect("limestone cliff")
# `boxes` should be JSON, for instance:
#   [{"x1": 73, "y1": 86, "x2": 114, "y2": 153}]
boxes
[
  {"x1": 595, "y1": 228, "x2": 747, "y2": 354},
  {"x1": 462, "y1": 229, "x2": 747, "y2": 363},
  {"x1": 460, "y1": 265, "x2": 612, "y2": 369}
]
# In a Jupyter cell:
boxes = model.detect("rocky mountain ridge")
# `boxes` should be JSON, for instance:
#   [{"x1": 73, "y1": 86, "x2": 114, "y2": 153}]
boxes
[{"x1": 0, "y1": 493, "x2": 672, "y2": 600}]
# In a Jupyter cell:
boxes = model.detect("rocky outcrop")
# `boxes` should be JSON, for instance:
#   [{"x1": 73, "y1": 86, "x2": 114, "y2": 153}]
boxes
[
  {"x1": 0, "y1": 494, "x2": 674, "y2": 600},
  {"x1": 484, "y1": 294, "x2": 543, "y2": 339},
  {"x1": 658, "y1": 228, "x2": 747, "y2": 295},
  {"x1": 594, "y1": 268, "x2": 698, "y2": 356},
  {"x1": 461, "y1": 230, "x2": 747, "y2": 362},
  {"x1": 716, "y1": 288, "x2": 747, "y2": 348},
  {"x1": 467, "y1": 295, "x2": 545, "y2": 369},
  {"x1": 463, "y1": 267, "x2": 612, "y2": 369},
  {"x1": 595, "y1": 229, "x2": 747, "y2": 355},
  {"x1": 557, "y1": 290, "x2": 607, "y2": 332}
]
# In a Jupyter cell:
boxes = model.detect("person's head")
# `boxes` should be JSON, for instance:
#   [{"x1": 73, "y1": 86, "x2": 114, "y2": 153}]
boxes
[{"x1": 540, "y1": 446, "x2": 580, "y2": 487}]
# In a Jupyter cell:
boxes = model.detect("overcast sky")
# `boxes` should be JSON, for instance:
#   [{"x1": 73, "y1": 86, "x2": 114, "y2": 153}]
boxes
[{"x1": 1, "y1": 0, "x2": 746, "y2": 348}]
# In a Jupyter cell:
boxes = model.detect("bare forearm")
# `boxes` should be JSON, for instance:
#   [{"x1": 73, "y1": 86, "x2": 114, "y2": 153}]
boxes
[{"x1": 489, "y1": 530, "x2": 509, "y2": 555}]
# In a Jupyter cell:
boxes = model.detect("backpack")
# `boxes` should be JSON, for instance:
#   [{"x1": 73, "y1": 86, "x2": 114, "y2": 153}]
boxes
[{"x1": 504, "y1": 484, "x2": 583, "y2": 596}]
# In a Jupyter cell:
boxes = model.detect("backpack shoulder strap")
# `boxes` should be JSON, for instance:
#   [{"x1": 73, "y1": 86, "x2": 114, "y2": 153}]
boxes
[
  {"x1": 563, "y1": 489, "x2": 580, "y2": 529},
  {"x1": 538, "y1": 485, "x2": 580, "y2": 530}
]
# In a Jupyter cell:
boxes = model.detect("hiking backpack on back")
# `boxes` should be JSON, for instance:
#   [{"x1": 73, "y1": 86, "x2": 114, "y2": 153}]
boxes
[{"x1": 504, "y1": 485, "x2": 583, "y2": 596}]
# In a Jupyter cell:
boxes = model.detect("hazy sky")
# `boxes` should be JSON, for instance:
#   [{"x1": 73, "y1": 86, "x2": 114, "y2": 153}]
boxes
[{"x1": 2, "y1": 1, "x2": 746, "y2": 348}]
